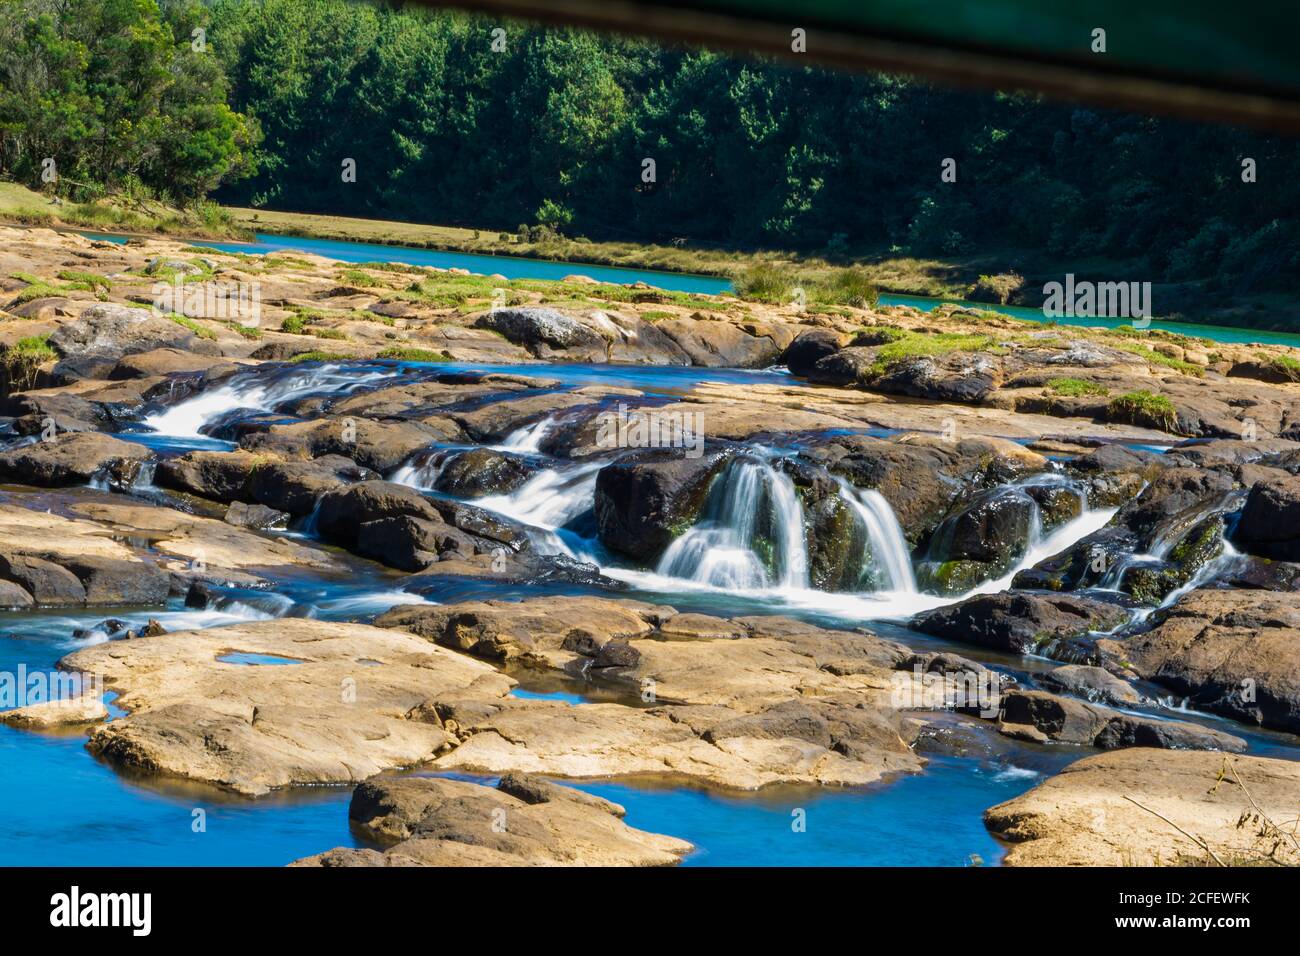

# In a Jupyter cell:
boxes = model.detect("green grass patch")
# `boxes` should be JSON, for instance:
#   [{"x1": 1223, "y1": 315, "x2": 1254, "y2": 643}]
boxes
[
  {"x1": 166, "y1": 314, "x2": 217, "y2": 340},
  {"x1": 225, "y1": 322, "x2": 262, "y2": 340},
  {"x1": 1108, "y1": 390, "x2": 1178, "y2": 432},
  {"x1": 280, "y1": 314, "x2": 307, "y2": 334},
  {"x1": 288, "y1": 350, "x2": 351, "y2": 363},
  {"x1": 310, "y1": 328, "x2": 347, "y2": 340},
  {"x1": 1109, "y1": 339, "x2": 1204, "y2": 376},
  {"x1": 867, "y1": 330, "x2": 999, "y2": 376},
  {"x1": 1047, "y1": 377, "x2": 1110, "y2": 397},
  {"x1": 375, "y1": 346, "x2": 451, "y2": 363},
  {"x1": 56, "y1": 270, "x2": 112, "y2": 293},
  {"x1": 2, "y1": 334, "x2": 57, "y2": 389}
]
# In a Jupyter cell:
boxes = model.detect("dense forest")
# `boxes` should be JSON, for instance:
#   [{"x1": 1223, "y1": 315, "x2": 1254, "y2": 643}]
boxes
[{"x1": 2, "y1": 0, "x2": 1299, "y2": 297}]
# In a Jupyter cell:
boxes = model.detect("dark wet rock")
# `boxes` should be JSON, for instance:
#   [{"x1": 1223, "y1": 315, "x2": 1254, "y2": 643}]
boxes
[
  {"x1": 916, "y1": 487, "x2": 1037, "y2": 594},
  {"x1": 0, "y1": 432, "x2": 150, "y2": 486},
  {"x1": 808, "y1": 346, "x2": 876, "y2": 385},
  {"x1": 1120, "y1": 589, "x2": 1300, "y2": 734},
  {"x1": 60, "y1": 555, "x2": 170, "y2": 605},
  {"x1": 996, "y1": 688, "x2": 1245, "y2": 752},
  {"x1": 424, "y1": 497, "x2": 532, "y2": 552},
  {"x1": 249, "y1": 456, "x2": 377, "y2": 515},
  {"x1": 873, "y1": 354, "x2": 1000, "y2": 403},
  {"x1": 355, "y1": 515, "x2": 453, "y2": 571},
  {"x1": 912, "y1": 591, "x2": 1129, "y2": 657},
  {"x1": 432, "y1": 448, "x2": 538, "y2": 499},
  {"x1": 1223, "y1": 557, "x2": 1300, "y2": 591},
  {"x1": 1234, "y1": 475, "x2": 1300, "y2": 561},
  {"x1": 795, "y1": 434, "x2": 1047, "y2": 545},
  {"x1": 315, "y1": 480, "x2": 444, "y2": 549},
  {"x1": 1119, "y1": 514, "x2": 1225, "y2": 603},
  {"x1": 224, "y1": 501, "x2": 289, "y2": 530},
  {"x1": 781, "y1": 329, "x2": 844, "y2": 377},
  {"x1": 594, "y1": 449, "x2": 731, "y2": 561},
  {"x1": 1037, "y1": 664, "x2": 1141, "y2": 706},
  {"x1": 184, "y1": 580, "x2": 218, "y2": 609},
  {"x1": 1014, "y1": 467, "x2": 1234, "y2": 593},
  {"x1": 1119, "y1": 467, "x2": 1235, "y2": 551}
]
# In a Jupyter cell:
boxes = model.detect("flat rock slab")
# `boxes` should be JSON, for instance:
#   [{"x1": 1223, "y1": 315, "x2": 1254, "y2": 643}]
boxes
[
  {"x1": 986, "y1": 749, "x2": 1300, "y2": 866},
  {"x1": 62, "y1": 619, "x2": 509, "y2": 795},
  {"x1": 293, "y1": 773, "x2": 691, "y2": 866},
  {"x1": 68, "y1": 501, "x2": 340, "y2": 575}
]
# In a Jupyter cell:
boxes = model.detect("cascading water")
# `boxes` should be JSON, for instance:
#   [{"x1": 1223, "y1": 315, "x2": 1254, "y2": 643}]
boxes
[
  {"x1": 475, "y1": 462, "x2": 604, "y2": 559},
  {"x1": 390, "y1": 450, "x2": 449, "y2": 490},
  {"x1": 495, "y1": 416, "x2": 555, "y2": 453},
  {"x1": 834, "y1": 479, "x2": 917, "y2": 593},
  {"x1": 142, "y1": 363, "x2": 404, "y2": 438},
  {"x1": 656, "y1": 459, "x2": 810, "y2": 590}
]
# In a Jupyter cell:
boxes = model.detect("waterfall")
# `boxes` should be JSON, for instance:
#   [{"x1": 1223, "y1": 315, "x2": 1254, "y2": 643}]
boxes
[
  {"x1": 655, "y1": 459, "x2": 809, "y2": 590},
  {"x1": 496, "y1": 417, "x2": 555, "y2": 453},
  {"x1": 475, "y1": 462, "x2": 603, "y2": 559},
  {"x1": 143, "y1": 362, "x2": 403, "y2": 438},
  {"x1": 390, "y1": 450, "x2": 448, "y2": 490},
  {"x1": 835, "y1": 480, "x2": 917, "y2": 593}
]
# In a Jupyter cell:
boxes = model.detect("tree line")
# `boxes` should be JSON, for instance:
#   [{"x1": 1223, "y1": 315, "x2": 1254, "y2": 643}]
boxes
[{"x1": 1, "y1": 0, "x2": 1298, "y2": 295}]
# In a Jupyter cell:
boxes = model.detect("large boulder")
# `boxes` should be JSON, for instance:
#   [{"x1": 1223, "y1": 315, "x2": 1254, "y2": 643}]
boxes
[
  {"x1": 48, "y1": 303, "x2": 220, "y2": 369},
  {"x1": 1234, "y1": 475, "x2": 1300, "y2": 560},
  {"x1": 0, "y1": 432, "x2": 150, "y2": 486},
  {"x1": 475, "y1": 307, "x2": 607, "y2": 358},
  {"x1": 1120, "y1": 588, "x2": 1300, "y2": 734},
  {"x1": 432, "y1": 448, "x2": 538, "y2": 499},
  {"x1": 593, "y1": 450, "x2": 730, "y2": 561},
  {"x1": 315, "y1": 480, "x2": 445, "y2": 549},
  {"x1": 656, "y1": 317, "x2": 784, "y2": 368},
  {"x1": 916, "y1": 486, "x2": 1038, "y2": 594},
  {"x1": 780, "y1": 329, "x2": 844, "y2": 377}
]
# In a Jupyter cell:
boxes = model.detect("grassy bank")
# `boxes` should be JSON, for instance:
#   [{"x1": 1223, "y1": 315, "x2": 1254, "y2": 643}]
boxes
[{"x1": 0, "y1": 182, "x2": 252, "y2": 241}]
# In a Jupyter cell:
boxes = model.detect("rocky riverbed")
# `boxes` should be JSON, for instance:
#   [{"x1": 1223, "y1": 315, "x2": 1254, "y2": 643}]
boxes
[{"x1": 1, "y1": 225, "x2": 1298, "y2": 866}]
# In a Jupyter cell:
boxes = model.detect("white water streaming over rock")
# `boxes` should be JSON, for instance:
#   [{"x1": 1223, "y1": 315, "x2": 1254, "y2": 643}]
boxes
[
  {"x1": 656, "y1": 459, "x2": 809, "y2": 590},
  {"x1": 390, "y1": 451, "x2": 448, "y2": 490},
  {"x1": 474, "y1": 462, "x2": 604, "y2": 559},
  {"x1": 834, "y1": 479, "x2": 917, "y2": 593},
  {"x1": 143, "y1": 363, "x2": 403, "y2": 437},
  {"x1": 494, "y1": 416, "x2": 555, "y2": 453}
]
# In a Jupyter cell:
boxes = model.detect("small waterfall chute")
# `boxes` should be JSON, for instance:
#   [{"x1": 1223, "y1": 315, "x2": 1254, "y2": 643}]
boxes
[
  {"x1": 655, "y1": 459, "x2": 810, "y2": 591},
  {"x1": 496, "y1": 417, "x2": 555, "y2": 453},
  {"x1": 834, "y1": 479, "x2": 917, "y2": 593}
]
